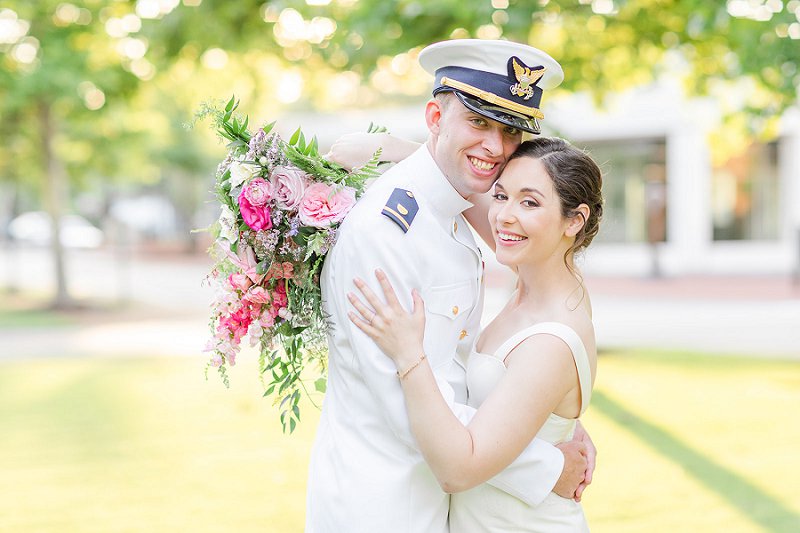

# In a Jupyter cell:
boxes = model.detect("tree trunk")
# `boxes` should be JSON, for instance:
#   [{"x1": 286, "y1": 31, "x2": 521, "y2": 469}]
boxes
[{"x1": 40, "y1": 101, "x2": 74, "y2": 309}]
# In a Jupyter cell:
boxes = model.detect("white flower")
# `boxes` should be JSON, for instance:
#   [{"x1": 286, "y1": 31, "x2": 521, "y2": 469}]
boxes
[
  {"x1": 218, "y1": 205, "x2": 238, "y2": 243},
  {"x1": 228, "y1": 161, "x2": 260, "y2": 189}
]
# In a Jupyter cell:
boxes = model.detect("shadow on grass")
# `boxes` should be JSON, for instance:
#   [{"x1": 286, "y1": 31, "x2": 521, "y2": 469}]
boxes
[{"x1": 593, "y1": 390, "x2": 800, "y2": 532}]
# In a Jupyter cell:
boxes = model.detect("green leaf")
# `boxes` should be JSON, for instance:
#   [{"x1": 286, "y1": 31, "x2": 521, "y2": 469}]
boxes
[
  {"x1": 315, "y1": 378, "x2": 327, "y2": 393},
  {"x1": 225, "y1": 95, "x2": 236, "y2": 113},
  {"x1": 367, "y1": 122, "x2": 389, "y2": 134},
  {"x1": 289, "y1": 127, "x2": 301, "y2": 145},
  {"x1": 256, "y1": 258, "x2": 271, "y2": 275}
]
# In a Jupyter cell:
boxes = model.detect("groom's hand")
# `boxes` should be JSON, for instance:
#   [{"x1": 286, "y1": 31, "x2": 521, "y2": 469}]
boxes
[{"x1": 552, "y1": 440, "x2": 587, "y2": 499}]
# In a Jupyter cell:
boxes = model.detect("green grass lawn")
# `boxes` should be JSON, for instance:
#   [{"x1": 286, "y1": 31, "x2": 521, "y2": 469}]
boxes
[{"x1": 1, "y1": 349, "x2": 798, "y2": 532}]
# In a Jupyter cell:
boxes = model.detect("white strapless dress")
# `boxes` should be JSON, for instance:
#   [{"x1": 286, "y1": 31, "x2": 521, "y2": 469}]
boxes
[{"x1": 449, "y1": 322, "x2": 593, "y2": 533}]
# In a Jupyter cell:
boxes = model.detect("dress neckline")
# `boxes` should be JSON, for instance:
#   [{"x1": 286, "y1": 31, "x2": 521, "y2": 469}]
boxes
[{"x1": 470, "y1": 321, "x2": 593, "y2": 415}]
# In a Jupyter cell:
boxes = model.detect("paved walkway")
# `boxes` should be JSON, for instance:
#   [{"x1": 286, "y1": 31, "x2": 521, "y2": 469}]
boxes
[{"x1": 1, "y1": 247, "x2": 799, "y2": 360}]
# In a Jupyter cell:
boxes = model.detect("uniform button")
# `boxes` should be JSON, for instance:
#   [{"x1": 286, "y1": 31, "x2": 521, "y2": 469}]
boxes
[
  {"x1": 452, "y1": 306, "x2": 459, "y2": 315},
  {"x1": 454, "y1": 220, "x2": 458, "y2": 232},
  {"x1": 406, "y1": 191, "x2": 414, "y2": 198},
  {"x1": 459, "y1": 330, "x2": 468, "y2": 340}
]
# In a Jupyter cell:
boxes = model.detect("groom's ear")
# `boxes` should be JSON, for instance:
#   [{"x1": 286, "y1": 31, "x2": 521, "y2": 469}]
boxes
[{"x1": 425, "y1": 99, "x2": 443, "y2": 135}]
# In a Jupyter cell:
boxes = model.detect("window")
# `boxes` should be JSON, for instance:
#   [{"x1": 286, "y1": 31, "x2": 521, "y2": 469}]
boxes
[
  {"x1": 577, "y1": 139, "x2": 667, "y2": 244},
  {"x1": 712, "y1": 142, "x2": 779, "y2": 241}
]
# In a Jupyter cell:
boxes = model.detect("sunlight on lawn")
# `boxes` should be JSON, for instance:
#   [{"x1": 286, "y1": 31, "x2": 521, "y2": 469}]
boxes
[{"x1": 1, "y1": 351, "x2": 798, "y2": 532}]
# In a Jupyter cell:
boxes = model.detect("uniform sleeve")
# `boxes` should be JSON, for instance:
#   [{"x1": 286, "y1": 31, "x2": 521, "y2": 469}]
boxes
[
  {"x1": 327, "y1": 216, "x2": 562, "y2": 506},
  {"x1": 325, "y1": 220, "x2": 437, "y2": 447},
  {"x1": 486, "y1": 440, "x2": 564, "y2": 505}
]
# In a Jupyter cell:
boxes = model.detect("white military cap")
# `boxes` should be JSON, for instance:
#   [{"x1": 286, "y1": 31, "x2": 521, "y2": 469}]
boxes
[{"x1": 418, "y1": 39, "x2": 563, "y2": 134}]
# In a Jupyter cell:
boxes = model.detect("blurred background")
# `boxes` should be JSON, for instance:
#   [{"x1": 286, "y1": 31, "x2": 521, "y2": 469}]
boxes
[{"x1": 1, "y1": 1, "x2": 799, "y2": 532}]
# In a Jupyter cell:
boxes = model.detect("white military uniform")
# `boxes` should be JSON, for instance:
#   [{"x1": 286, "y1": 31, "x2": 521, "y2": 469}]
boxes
[{"x1": 306, "y1": 145, "x2": 564, "y2": 533}]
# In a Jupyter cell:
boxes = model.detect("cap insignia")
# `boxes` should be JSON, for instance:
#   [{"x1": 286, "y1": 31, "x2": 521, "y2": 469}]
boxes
[{"x1": 509, "y1": 57, "x2": 545, "y2": 101}]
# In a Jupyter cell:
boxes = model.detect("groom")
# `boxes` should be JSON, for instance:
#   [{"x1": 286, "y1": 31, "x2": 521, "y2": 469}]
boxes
[{"x1": 307, "y1": 39, "x2": 593, "y2": 532}]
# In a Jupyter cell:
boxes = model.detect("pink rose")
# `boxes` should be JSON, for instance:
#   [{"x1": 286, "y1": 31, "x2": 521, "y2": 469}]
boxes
[
  {"x1": 298, "y1": 183, "x2": 357, "y2": 228},
  {"x1": 244, "y1": 177, "x2": 273, "y2": 207},
  {"x1": 270, "y1": 166, "x2": 309, "y2": 210},
  {"x1": 238, "y1": 189, "x2": 272, "y2": 231}
]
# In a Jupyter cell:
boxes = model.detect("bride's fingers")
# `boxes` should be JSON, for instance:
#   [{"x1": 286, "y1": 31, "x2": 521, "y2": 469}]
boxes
[
  {"x1": 347, "y1": 291, "x2": 377, "y2": 323},
  {"x1": 411, "y1": 289, "x2": 426, "y2": 317},
  {"x1": 374, "y1": 269, "x2": 402, "y2": 309},
  {"x1": 347, "y1": 311, "x2": 378, "y2": 338},
  {"x1": 353, "y1": 277, "x2": 387, "y2": 317}
]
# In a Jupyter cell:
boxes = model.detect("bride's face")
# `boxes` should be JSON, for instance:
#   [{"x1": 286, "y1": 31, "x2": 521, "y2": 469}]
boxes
[{"x1": 488, "y1": 157, "x2": 572, "y2": 268}]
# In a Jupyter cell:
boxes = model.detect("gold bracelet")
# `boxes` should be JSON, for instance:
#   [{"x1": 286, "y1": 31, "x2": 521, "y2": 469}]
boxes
[{"x1": 397, "y1": 353, "x2": 426, "y2": 380}]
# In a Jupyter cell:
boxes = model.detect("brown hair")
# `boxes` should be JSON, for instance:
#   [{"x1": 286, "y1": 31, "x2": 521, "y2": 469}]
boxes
[{"x1": 509, "y1": 137, "x2": 603, "y2": 276}]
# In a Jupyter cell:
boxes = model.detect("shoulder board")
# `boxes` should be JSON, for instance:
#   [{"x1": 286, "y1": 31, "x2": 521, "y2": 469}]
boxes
[{"x1": 381, "y1": 188, "x2": 418, "y2": 233}]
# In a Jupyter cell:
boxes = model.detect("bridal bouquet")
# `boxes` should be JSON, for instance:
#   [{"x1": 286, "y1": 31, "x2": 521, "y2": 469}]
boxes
[{"x1": 200, "y1": 97, "x2": 382, "y2": 432}]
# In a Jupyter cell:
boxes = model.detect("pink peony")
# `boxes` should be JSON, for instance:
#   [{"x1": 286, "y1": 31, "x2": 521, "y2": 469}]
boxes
[
  {"x1": 298, "y1": 183, "x2": 357, "y2": 228},
  {"x1": 270, "y1": 166, "x2": 309, "y2": 210},
  {"x1": 244, "y1": 177, "x2": 273, "y2": 207},
  {"x1": 239, "y1": 189, "x2": 272, "y2": 231}
]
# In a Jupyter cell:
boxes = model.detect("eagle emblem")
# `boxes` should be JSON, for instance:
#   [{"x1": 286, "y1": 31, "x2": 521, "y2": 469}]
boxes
[{"x1": 509, "y1": 57, "x2": 546, "y2": 101}]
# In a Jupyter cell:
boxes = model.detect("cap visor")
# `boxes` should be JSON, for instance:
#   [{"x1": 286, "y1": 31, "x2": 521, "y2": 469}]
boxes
[{"x1": 454, "y1": 92, "x2": 540, "y2": 134}]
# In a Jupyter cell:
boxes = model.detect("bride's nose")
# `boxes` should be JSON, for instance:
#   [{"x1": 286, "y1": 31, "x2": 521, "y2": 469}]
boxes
[{"x1": 495, "y1": 201, "x2": 516, "y2": 225}]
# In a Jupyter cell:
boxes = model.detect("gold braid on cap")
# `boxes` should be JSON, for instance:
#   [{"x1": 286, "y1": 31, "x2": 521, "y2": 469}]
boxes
[{"x1": 441, "y1": 76, "x2": 545, "y2": 120}]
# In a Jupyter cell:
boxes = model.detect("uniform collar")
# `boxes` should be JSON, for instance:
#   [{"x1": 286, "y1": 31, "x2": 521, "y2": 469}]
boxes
[{"x1": 406, "y1": 144, "x2": 474, "y2": 220}]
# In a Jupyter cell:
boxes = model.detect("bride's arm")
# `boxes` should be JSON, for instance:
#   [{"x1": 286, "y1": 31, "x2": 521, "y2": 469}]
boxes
[
  {"x1": 326, "y1": 132, "x2": 420, "y2": 170},
  {"x1": 349, "y1": 270, "x2": 580, "y2": 492}
]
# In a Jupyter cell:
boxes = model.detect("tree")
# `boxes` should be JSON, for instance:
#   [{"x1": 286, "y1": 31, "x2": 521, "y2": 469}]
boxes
[
  {"x1": 2, "y1": 0, "x2": 797, "y2": 307},
  {"x1": 284, "y1": 0, "x2": 799, "y2": 122},
  {"x1": 1, "y1": 0, "x2": 143, "y2": 308}
]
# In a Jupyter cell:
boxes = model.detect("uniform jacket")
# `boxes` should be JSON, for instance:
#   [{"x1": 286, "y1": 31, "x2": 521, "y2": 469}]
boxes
[{"x1": 306, "y1": 145, "x2": 564, "y2": 533}]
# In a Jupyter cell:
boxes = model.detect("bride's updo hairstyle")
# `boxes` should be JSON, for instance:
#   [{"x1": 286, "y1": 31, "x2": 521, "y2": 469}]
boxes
[{"x1": 508, "y1": 137, "x2": 603, "y2": 276}]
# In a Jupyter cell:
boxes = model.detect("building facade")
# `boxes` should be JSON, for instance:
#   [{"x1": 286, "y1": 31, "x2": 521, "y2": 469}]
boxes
[{"x1": 547, "y1": 85, "x2": 800, "y2": 277}]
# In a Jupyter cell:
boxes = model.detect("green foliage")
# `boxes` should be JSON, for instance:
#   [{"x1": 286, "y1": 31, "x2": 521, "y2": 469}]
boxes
[{"x1": 286, "y1": 0, "x2": 798, "y2": 123}]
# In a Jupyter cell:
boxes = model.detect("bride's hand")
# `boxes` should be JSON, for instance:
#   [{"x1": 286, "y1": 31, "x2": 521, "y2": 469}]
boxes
[
  {"x1": 325, "y1": 132, "x2": 388, "y2": 170},
  {"x1": 347, "y1": 269, "x2": 426, "y2": 370}
]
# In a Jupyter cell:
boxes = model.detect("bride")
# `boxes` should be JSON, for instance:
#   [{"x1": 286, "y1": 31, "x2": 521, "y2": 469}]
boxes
[{"x1": 341, "y1": 136, "x2": 603, "y2": 531}]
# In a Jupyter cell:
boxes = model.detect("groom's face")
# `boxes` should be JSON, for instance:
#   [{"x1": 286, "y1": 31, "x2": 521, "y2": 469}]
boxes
[{"x1": 426, "y1": 94, "x2": 523, "y2": 199}]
